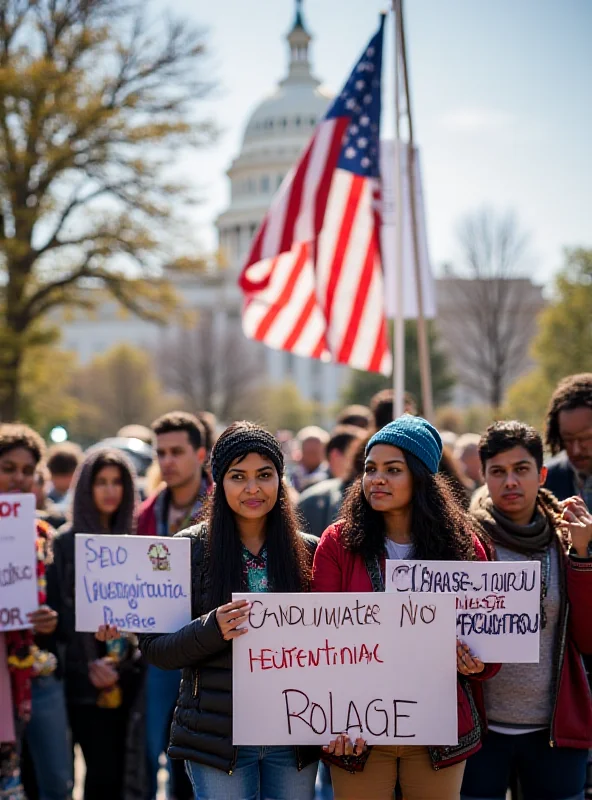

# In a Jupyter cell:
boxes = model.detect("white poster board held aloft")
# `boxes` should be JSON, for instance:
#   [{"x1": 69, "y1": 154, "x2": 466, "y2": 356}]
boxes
[
  {"x1": 0, "y1": 494, "x2": 38, "y2": 632},
  {"x1": 232, "y1": 591, "x2": 457, "y2": 746},
  {"x1": 385, "y1": 560, "x2": 541, "y2": 663},
  {"x1": 75, "y1": 534, "x2": 191, "y2": 634}
]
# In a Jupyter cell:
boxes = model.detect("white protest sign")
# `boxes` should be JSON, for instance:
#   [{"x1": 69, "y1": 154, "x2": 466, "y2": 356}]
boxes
[
  {"x1": 75, "y1": 535, "x2": 192, "y2": 634},
  {"x1": 232, "y1": 591, "x2": 458, "y2": 746},
  {"x1": 385, "y1": 560, "x2": 541, "y2": 663},
  {"x1": 0, "y1": 494, "x2": 38, "y2": 632}
]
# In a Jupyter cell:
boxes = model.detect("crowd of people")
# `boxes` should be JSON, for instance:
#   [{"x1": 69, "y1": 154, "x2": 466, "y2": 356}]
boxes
[{"x1": 1, "y1": 372, "x2": 591, "y2": 800}]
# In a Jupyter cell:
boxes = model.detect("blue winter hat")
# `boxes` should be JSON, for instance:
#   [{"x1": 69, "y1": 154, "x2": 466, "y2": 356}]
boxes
[{"x1": 365, "y1": 415, "x2": 443, "y2": 474}]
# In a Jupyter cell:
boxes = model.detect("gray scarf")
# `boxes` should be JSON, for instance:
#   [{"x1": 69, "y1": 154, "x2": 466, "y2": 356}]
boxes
[{"x1": 471, "y1": 485, "x2": 554, "y2": 553}]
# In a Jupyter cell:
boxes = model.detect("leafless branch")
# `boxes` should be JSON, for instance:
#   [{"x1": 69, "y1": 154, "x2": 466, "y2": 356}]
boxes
[{"x1": 438, "y1": 209, "x2": 542, "y2": 407}]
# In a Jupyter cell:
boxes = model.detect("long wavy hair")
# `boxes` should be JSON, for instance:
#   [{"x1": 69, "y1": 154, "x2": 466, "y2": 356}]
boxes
[
  {"x1": 200, "y1": 466, "x2": 311, "y2": 610},
  {"x1": 71, "y1": 448, "x2": 138, "y2": 535},
  {"x1": 340, "y1": 449, "x2": 477, "y2": 561}
]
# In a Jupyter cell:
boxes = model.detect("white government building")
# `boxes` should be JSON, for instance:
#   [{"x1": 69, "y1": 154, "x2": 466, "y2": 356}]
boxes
[
  {"x1": 59, "y1": 3, "x2": 543, "y2": 412},
  {"x1": 60, "y1": 3, "x2": 350, "y2": 409}
]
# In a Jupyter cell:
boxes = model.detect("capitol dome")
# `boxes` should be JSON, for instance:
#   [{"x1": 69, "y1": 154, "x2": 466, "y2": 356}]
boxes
[{"x1": 216, "y1": 1, "x2": 333, "y2": 271}]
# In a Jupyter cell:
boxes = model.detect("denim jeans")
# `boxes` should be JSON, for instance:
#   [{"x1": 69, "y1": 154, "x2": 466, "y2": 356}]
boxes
[
  {"x1": 185, "y1": 746, "x2": 318, "y2": 800},
  {"x1": 145, "y1": 664, "x2": 192, "y2": 799},
  {"x1": 461, "y1": 728, "x2": 588, "y2": 800},
  {"x1": 25, "y1": 676, "x2": 73, "y2": 800},
  {"x1": 315, "y1": 761, "x2": 333, "y2": 800}
]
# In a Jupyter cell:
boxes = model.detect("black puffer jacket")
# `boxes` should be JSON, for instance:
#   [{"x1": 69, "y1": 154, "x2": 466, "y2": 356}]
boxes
[{"x1": 139, "y1": 524, "x2": 320, "y2": 774}]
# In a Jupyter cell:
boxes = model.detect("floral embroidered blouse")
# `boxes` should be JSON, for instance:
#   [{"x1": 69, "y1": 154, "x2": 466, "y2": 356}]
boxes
[{"x1": 241, "y1": 544, "x2": 268, "y2": 593}]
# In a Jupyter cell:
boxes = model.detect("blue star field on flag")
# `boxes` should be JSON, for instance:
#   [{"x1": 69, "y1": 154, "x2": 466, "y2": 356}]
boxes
[{"x1": 325, "y1": 15, "x2": 384, "y2": 179}]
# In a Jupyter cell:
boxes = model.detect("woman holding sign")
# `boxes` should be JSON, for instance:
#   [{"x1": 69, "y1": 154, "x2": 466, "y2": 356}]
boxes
[
  {"x1": 461, "y1": 421, "x2": 592, "y2": 800},
  {"x1": 50, "y1": 448, "x2": 143, "y2": 800},
  {"x1": 312, "y1": 416, "x2": 498, "y2": 800},
  {"x1": 100, "y1": 422, "x2": 320, "y2": 800}
]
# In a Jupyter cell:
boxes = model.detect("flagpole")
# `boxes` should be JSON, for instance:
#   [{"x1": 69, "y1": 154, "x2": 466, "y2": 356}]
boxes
[
  {"x1": 392, "y1": 0, "x2": 405, "y2": 419},
  {"x1": 399, "y1": 0, "x2": 434, "y2": 421}
]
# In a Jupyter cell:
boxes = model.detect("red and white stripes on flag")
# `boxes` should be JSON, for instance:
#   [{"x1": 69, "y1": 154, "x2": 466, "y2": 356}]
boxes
[{"x1": 239, "y1": 119, "x2": 391, "y2": 375}]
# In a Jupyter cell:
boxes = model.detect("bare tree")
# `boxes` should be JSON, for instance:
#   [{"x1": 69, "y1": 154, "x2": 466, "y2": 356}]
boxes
[
  {"x1": 155, "y1": 311, "x2": 264, "y2": 422},
  {"x1": 437, "y1": 209, "x2": 544, "y2": 408}
]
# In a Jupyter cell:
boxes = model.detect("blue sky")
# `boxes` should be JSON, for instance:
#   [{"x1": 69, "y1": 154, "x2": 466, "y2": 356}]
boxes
[{"x1": 155, "y1": 0, "x2": 592, "y2": 285}]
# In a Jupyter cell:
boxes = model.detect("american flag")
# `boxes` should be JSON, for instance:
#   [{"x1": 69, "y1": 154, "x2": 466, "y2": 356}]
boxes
[{"x1": 239, "y1": 16, "x2": 391, "y2": 375}]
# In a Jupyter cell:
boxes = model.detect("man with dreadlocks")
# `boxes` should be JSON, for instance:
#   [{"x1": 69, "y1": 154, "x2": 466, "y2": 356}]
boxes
[
  {"x1": 463, "y1": 420, "x2": 592, "y2": 800},
  {"x1": 545, "y1": 373, "x2": 592, "y2": 510}
]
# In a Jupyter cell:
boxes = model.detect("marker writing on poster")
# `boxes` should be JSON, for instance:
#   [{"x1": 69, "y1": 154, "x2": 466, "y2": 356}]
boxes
[
  {"x1": 248, "y1": 599, "x2": 381, "y2": 630},
  {"x1": 457, "y1": 612, "x2": 540, "y2": 636},
  {"x1": 389, "y1": 563, "x2": 537, "y2": 594},
  {"x1": 0, "y1": 563, "x2": 34, "y2": 587},
  {"x1": 248, "y1": 639, "x2": 383, "y2": 671},
  {"x1": 282, "y1": 690, "x2": 418, "y2": 739}
]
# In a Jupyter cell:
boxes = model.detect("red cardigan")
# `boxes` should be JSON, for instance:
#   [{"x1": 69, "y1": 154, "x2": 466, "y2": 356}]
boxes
[{"x1": 311, "y1": 522, "x2": 499, "y2": 770}]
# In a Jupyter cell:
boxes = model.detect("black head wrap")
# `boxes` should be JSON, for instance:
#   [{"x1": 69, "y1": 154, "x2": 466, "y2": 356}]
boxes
[{"x1": 211, "y1": 422, "x2": 284, "y2": 484}]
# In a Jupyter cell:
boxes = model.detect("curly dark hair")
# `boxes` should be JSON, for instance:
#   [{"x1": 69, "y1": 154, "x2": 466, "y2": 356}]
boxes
[
  {"x1": 339, "y1": 450, "x2": 476, "y2": 561},
  {"x1": 199, "y1": 467, "x2": 311, "y2": 610},
  {"x1": 545, "y1": 373, "x2": 592, "y2": 455},
  {"x1": 0, "y1": 423, "x2": 45, "y2": 463},
  {"x1": 479, "y1": 420, "x2": 544, "y2": 470}
]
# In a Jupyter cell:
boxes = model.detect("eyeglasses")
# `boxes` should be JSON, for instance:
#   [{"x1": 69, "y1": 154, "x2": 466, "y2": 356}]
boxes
[{"x1": 562, "y1": 432, "x2": 592, "y2": 447}]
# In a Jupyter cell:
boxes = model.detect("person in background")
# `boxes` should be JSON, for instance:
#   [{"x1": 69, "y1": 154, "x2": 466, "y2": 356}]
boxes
[
  {"x1": 545, "y1": 373, "x2": 592, "y2": 509},
  {"x1": 32, "y1": 465, "x2": 67, "y2": 531},
  {"x1": 326, "y1": 425, "x2": 366, "y2": 481},
  {"x1": 46, "y1": 442, "x2": 83, "y2": 506},
  {"x1": 335, "y1": 404, "x2": 373, "y2": 430},
  {"x1": 137, "y1": 411, "x2": 211, "y2": 800},
  {"x1": 99, "y1": 422, "x2": 319, "y2": 799},
  {"x1": 196, "y1": 410, "x2": 219, "y2": 459},
  {"x1": 440, "y1": 445, "x2": 475, "y2": 510},
  {"x1": 50, "y1": 449, "x2": 144, "y2": 800},
  {"x1": 312, "y1": 416, "x2": 498, "y2": 799},
  {"x1": 117, "y1": 425, "x2": 154, "y2": 446},
  {"x1": 454, "y1": 434, "x2": 484, "y2": 490},
  {"x1": 290, "y1": 426, "x2": 330, "y2": 492},
  {"x1": 0, "y1": 424, "x2": 69, "y2": 800},
  {"x1": 144, "y1": 460, "x2": 165, "y2": 497},
  {"x1": 544, "y1": 375, "x2": 592, "y2": 799},
  {"x1": 463, "y1": 421, "x2": 592, "y2": 800},
  {"x1": 440, "y1": 430, "x2": 459, "y2": 450},
  {"x1": 32, "y1": 464, "x2": 49, "y2": 511},
  {"x1": 369, "y1": 389, "x2": 417, "y2": 431},
  {"x1": 297, "y1": 428, "x2": 367, "y2": 537}
]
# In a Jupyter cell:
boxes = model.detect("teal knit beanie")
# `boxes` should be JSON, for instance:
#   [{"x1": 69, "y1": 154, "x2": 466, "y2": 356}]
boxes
[{"x1": 366, "y1": 415, "x2": 443, "y2": 474}]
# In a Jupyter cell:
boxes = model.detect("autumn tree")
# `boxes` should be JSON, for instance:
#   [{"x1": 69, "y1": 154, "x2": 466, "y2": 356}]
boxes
[
  {"x1": 0, "y1": 0, "x2": 215, "y2": 419},
  {"x1": 504, "y1": 247, "x2": 592, "y2": 430},
  {"x1": 68, "y1": 343, "x2": 178, "y2": 445},
  {"x1": 437, "y1": 209, "x2": 543, "y2": 408}
]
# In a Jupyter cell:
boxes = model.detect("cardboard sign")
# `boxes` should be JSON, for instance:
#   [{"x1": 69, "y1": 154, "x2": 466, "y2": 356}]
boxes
[
  {"x1": 385, "y1": 560, "x2": 541, "y2": 663},
  {"x1": 232, "y1": 591, "x2": 458, "y2": 746},
  {"x1": 0, "y1": 494, "x2": 38, "y2": 632},
  {"x1": 75, "y1": 534, "x2": 192, "y2": 634}
]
